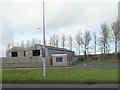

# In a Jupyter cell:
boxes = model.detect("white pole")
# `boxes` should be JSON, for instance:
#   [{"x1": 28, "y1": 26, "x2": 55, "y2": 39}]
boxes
[{"x1": 42, "y1": 0, "x2": 46, "y2": 77}]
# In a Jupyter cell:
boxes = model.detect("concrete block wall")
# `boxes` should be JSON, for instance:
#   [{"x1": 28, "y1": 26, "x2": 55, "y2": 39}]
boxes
[
  {"x1": 2, "y1": 57, "x2": 50, "y2": 68},
  {"x1": 52, "y1": 54, "x2": 67, "y2": 67}
]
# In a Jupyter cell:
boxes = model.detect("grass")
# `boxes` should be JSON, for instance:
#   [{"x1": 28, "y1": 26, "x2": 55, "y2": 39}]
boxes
[
  {"x1": 2, "y1": 68, "x2": 118, "y2": 84},
  {"x1": 72, "y1": 59, "x2": 118, "y2": 65},
  {"x1": 72, "y1": 60, "x2": 89, "y2": 65},
  {"x1": 97, "y1": 60, "x2": 118, "y2": 63}
]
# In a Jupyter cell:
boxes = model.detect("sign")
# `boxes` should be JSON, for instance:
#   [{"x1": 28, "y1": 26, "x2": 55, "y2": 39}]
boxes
[{"x1": 42, "y1": 48, "x2": 45, "y2": 57}]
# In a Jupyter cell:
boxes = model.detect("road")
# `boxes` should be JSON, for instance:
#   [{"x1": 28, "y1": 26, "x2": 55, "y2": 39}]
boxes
[{"x1": 2, "y1": 84, "x2": 119, "y2": 88}]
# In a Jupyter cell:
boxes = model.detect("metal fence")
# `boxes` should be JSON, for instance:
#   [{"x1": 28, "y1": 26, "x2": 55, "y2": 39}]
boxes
[{"x1": 2, "y1": 59, "x2": 118, "y2": 70}]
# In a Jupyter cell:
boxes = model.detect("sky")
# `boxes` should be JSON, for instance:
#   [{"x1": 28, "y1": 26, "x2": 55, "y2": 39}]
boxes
[{"x1": 0, "y1": 0, "x2": 119, "y2": 56}]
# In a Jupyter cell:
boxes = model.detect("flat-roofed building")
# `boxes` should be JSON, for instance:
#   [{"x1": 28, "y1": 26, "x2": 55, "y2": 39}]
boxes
[{"x1": 2, "y1": 44, "x2": 75, "y2": 68}]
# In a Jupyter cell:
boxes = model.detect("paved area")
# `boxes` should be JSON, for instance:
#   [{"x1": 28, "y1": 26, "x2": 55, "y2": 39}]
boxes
[{"x1": 2, "y1": 84, "x2": 119, "y2": 88}]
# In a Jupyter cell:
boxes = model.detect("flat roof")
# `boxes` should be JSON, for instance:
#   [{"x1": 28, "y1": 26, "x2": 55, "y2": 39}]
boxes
[{"x1": 52, "y1": 54, "x2": 67, "y2": 56}]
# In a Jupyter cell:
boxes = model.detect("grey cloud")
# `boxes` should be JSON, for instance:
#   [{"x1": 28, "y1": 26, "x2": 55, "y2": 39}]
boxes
[
  {"x1": 1, "y1": 1, "x2": 118, "y2": 56},
  {"x1": 2, "y1": 22, "x2": 14, "y2": 46},
  {"x1": 45, "y1": 2, "x2": 117, "y2": 30}
]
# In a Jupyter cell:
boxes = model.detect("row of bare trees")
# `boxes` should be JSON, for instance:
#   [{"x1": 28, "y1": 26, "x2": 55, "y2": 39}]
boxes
[
  {"x1": 99, "y1": 19, "x2": 120, "y2": 55},
  {"x1": 47, "y1": 19, "x2": 119, "y2": 55},
  {"x1": 7, "y1": 19, "x2": 119, "y2": 55},
  {"x1": 48, "y1": 34, "x2": 73, "y2": 50},
  {"x1": 7, "y1": 38, "x2": 41, "y2": 49}
]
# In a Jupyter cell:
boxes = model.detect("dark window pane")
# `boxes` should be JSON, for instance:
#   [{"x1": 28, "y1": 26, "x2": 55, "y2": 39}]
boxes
[
  {"x1": 24, "y1": 51, "x2": 26, "y2": 57},
  {"x1": 33, "y1": 50, "x2": 40, "y2": 56},
  {"x1": 11, "y1": 52, "x2": 17, "y2": 57},
  {"x1": 56, "y1": 57, "x2": 63, "y2": 62}
]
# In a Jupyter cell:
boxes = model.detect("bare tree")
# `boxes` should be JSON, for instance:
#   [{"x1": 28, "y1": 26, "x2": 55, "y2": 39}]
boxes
[
  {"x1": 118, "y1": 20, "x2": 120, "y2": 53},
  {"x1": 16, "y1": 43, "x2": 19, "y2": 47},
  {"x1": 75, "y1": 31, "x2": 83, "y2": 55},
  {"x1": 26, "y1": 40, "x2": 30, "y2": 48},
  {"x1": 61, "y1": 34, "x2": 66, "y2": 48},
  {"x1": 21, "y1": 41, "x2": 25, "y2": 48},
  {"x1": 49, "y1": 34, "x2": 59, "y2": 47},
  {"x1": 54, "y1": 35, "x2": 59, "y2": 47},
  {"x1": 111, "y1": 19, "x2": 119, "y2": 55},
  {"x1": 31, "y1": 38, "x2": 36, "y2": 46},
  {"x1": 68, "y1": 35, "x2": 73, "y2": 50},
  {"x1": 98, "y1": 39, "x2": 104, "y2": 54},
  {"x1": 100, "y1": 23, "x2": 110, "y2": 54},
  {"x1": 49, "y1": 37, "x2": 53, "y2": 46},
  {"x1": 83, "y1": 30, "x2": 92, "y2": 55},
  {"x1": 7, "y1": 43, "x2": 11, "y2": 50},
  {"x1": 93, "y1": 31, "x2": 97, "y2": 55},
  {"x1": 11, "y1": 43, "x2": 14, "y2": 48}
]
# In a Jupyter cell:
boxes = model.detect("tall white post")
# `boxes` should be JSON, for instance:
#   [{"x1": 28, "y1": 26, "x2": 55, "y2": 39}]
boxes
[{"x1": 42, "y1": 0, "x2": 46, "y2": 77}]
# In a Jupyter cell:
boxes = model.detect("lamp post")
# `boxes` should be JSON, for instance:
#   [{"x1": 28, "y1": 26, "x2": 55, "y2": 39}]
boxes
[{"x1": 42, "y1": 0, "x2": 46, "y2": 77}]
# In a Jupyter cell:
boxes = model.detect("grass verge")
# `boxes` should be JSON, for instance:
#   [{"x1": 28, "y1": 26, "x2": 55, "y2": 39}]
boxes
[
  {"x1": 97, "y1": 60, "x2": 118, "y2": 63},
  {"x1": 2, "y1": 68, "x2": 118, "y2": 84}
]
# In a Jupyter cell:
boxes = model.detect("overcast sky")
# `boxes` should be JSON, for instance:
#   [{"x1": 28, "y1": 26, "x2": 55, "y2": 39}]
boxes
[{"x1": 0, "y1": 0, "x2": 119, "y2": 56}]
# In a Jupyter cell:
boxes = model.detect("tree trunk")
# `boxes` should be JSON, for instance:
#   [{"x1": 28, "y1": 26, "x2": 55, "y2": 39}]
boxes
[
  {"x1": 115, "y1": 39, "x2": 117, "y2": 55},
  {"x1": 79, "y1": 45, "x2": 80, "y2": 55},
  {"x1": 104, "y1": 43, "x2": 105, "y2": 54},
  {"x1": 95, "y1": 42, "x2": 96, "y2": 55}
]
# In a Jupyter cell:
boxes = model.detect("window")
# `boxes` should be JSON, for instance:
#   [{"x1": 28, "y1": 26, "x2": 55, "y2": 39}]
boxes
[
  {"x1": 56, "y1": 57, "x2": 63, "y2": 62},
  {"x1": 24, "y1": 51, "x2": 26, "y2": 57},
  {"x1": 33, "y1": 50, "x2": 40, "y2": 56},
  {"x1": 11, "y1": 52, "x2": 17, "y2": 57}
]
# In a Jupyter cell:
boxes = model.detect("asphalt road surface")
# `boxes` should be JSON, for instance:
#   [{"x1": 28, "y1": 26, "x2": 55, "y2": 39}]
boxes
[{"x1": 2, "y1": 84, "x2": 119, "y2": 88}]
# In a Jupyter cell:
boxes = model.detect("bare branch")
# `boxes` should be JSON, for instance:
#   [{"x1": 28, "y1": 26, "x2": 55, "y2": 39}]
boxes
[
  {"x1": 68, "y1": 35, "x2": 73, "y2": 50},
  {"x1": 61, "y1": 34, "x2": 66, "y2": 48},
  {"x1": 100, "y1": 23, "x2": 110, "y2": 54}
]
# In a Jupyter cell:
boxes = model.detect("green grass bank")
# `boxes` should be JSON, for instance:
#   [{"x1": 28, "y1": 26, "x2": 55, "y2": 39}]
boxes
[{"x1": 2, "y1": 68, "x2": 118, "y2": 84}]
